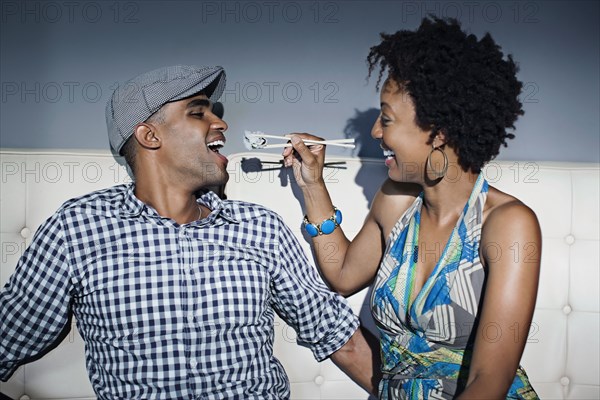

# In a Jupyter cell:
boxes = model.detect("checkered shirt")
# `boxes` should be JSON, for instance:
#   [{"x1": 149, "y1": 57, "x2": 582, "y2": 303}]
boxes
[{"x1": 0, "y1": 184, "x2": 359, "y2": 399}]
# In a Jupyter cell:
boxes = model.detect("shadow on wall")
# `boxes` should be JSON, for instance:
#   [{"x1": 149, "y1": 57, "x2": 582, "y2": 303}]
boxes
[
  {"x1": 342, "y1": 108, "x2": 386, "y2": 350},
  {"x1": 344, "y1": 108, "x2": 382, "y2": 159},
  {"x1": 344, "y1": 108, "x2": 385, "y2": 209}
]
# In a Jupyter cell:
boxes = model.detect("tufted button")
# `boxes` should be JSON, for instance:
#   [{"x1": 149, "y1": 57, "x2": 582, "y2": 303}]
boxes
[
  {"x1": 20, "y1": 227, "x2": 31, "y2": 238},
  {"x1": 314, "y1": 375, "x2": 325, "y2": 385},
  {"x1": 560, "y1": 376, "x2": 570, "y2": 386},
  {"x1": 563, "y1": 305, "x2": 572, "y2": 315},
  {"x1": 20, "y1": 396, "x2": 31, "y2": 400},
  {"x1": 564, "y1": 234, "x2": 576, "y2": 245}
]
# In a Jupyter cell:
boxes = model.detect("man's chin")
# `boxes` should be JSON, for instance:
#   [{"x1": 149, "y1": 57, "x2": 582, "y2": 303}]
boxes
[{"x1": 196, "y1": 173, "x2": 229, "y2": 198}]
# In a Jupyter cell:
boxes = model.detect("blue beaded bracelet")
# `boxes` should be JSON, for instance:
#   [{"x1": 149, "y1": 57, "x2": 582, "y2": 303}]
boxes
[{"x1": 303, "y1": 207, "x2": 343, "y2": 237}]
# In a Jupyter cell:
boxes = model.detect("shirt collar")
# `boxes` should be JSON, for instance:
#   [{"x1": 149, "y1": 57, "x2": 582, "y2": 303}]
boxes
[
  {"x1": 197, "y1": 191, "x2": 240, "y2": 224},
  {"x1": 120, "y1": 183, "x2": 146, "y2": 217},
  {"x1": 119, "y1": 184, "x2": 239, "y2": 224}
]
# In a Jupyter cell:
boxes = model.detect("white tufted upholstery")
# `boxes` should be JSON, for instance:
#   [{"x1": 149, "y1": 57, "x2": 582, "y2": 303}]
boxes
[{"x1": 1, "y1": 150, "x2": 598, "y2": 400}]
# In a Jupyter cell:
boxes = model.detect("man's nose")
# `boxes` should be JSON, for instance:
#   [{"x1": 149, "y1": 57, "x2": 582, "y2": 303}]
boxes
[{"x1": 210, "y1": 115, "x2": 228, "y2": 133}]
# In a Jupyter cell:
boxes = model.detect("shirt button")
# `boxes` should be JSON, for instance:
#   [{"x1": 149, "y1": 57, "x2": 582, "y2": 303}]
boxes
[
  {"x1": 314, "y1": 375, "x2": 324, "y2": 385},
  {"x1": 187, "y1": 312, "x2": 194, "y2": 323},
  {"x1": 560, "y1": 376, "x2": 570, "y2": 386},
  {"x1": 190, "y1": 358, "x2": 198, "y2": 369}
]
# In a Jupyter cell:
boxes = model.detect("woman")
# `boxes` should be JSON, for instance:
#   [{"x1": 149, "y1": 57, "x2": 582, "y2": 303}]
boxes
[{"x1": 282, "y1": 17, "x2": 541, "y2": 399}]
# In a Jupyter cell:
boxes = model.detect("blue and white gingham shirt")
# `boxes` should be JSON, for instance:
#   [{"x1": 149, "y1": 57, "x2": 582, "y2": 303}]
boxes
[{"x1": 0, "y1": 184, "x2": 359, "y2": 399}]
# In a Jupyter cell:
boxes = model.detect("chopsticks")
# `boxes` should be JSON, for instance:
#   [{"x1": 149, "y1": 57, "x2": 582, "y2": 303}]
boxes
[{"x1": 246, "y1": 132, "x2": 355, "y2": 149}]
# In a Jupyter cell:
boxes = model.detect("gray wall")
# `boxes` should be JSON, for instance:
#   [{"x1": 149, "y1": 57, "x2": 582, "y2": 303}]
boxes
[{"x1": 1, "y1": 0, "x2": 598, "y2": 162}]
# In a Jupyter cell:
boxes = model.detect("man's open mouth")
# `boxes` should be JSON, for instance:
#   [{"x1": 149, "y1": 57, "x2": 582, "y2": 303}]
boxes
[{"x1": 207, "y1": 140, "x2": 225, "y2": 153}]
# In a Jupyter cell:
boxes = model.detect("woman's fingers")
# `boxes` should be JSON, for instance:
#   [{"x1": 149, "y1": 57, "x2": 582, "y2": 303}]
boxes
[
  {"x1": 282, "y1": 133, "x2": 326, "y2": 186},
  {"x1": 282, "y1": 133, "x2": 322, "y2": 163}
]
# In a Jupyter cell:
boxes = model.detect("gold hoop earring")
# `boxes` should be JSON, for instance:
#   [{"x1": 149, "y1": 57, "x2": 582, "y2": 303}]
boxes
[{"x1": 427, "y1": 144, "x2": 448, "y2": 179}]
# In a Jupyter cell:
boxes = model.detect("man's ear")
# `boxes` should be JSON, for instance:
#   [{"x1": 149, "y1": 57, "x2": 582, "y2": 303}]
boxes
[{"x1": 133, "y1": 123, "x2": 161, "y2": 150}]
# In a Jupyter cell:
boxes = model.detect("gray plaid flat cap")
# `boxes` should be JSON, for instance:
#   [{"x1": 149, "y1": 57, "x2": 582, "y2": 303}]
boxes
[{"x1": 106, "y1": 65, "x2": 226, "y2": 154}]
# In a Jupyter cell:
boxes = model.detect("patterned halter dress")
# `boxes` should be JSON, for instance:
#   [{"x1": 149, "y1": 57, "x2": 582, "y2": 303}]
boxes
[{"x1": 370, "y1": 173, "x2": 538, "y2": 399}]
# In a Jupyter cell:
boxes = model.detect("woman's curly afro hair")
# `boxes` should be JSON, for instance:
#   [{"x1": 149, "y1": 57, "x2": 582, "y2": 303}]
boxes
[{"x1": 367, "y1": 17, "x2": 524, "y2": 173}]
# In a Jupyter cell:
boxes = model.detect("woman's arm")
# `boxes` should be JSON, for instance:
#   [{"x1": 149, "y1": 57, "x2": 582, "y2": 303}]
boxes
[
  {"x1": 457, "y1": 201, "x2": 541, "y2": 399},
  {"x1": 331, "y1": 325, "x2": 382, "y2": 396},
  {"x1": 282, "y1": 134, "x2": 386, "y2": 296}
]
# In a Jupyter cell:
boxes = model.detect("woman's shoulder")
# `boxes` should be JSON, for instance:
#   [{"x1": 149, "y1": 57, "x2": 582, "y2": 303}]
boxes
[
  {"x1": 483, "y1": 185, "x2": 541, "y2": 240},
  {"x1": 371, "y1": 179, "x2": 422, "y2": 229}
]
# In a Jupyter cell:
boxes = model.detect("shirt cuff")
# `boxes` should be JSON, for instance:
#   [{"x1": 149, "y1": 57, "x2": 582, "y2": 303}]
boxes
[{"x1": 302, "y1": 296, "x2": 360, "y2": 362}]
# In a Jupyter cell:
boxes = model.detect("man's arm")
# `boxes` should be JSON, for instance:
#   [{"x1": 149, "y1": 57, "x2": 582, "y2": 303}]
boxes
[
  {"x1": 0, "y1": 213, "x2": 72, "y2": 380},
  {"x1": 269, "y1": 213, "x2": 377, "y2": 394},
  {"x1": 330, "y1": 325, "x2": 381, "y2": 396}
]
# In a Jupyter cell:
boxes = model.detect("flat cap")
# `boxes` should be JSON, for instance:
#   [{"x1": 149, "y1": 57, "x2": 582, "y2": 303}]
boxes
[{"x1": 106, "y1": 65, "x2": 226, "y2": 154}]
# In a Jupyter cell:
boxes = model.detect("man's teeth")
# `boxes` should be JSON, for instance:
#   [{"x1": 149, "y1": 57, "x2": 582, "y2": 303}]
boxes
[
  {"x1": 383, "y1": 149, "x2": 395, "y2": 158},
  {"x1": 207, "y1": 140, "x2": 225, "y2": 151}
]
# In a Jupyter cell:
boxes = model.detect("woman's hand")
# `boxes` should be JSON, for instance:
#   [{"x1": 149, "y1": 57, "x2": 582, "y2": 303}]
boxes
[
  {"x1": 281, "y1": 131, "x2": 390, "y2": 297},
  {"x1": 282, "y1": 133, "x2": 327, "y2": 189}
]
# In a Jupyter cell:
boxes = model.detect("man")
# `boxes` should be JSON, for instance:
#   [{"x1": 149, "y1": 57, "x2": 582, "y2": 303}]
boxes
[{"x1": 0, "y1": 66, "x2": 377, "y2": 399}]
